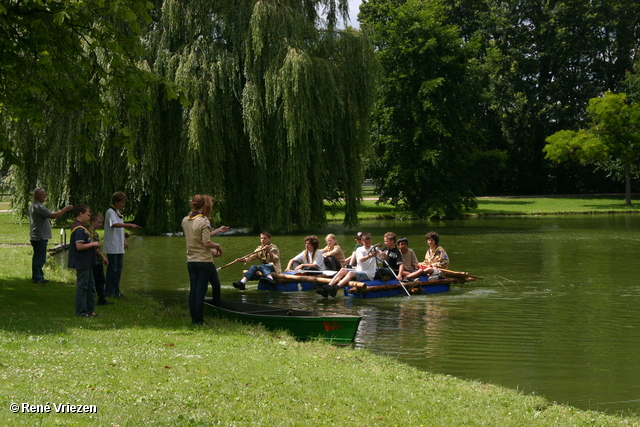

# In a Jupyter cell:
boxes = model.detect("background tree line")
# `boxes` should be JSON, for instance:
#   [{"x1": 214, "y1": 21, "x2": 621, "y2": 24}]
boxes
[
  {"x1": 362, "y1": 0, "x2": 640, "y2": 218},
  {"x1": 2, "y1": 0, "x2": 639, "y2": 231}
]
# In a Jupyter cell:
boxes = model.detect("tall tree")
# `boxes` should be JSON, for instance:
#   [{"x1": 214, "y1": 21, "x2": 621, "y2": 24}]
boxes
[
  {"x1": 449, "y1": 0, "x2": 640, "y2": 194},
  {"x1": 6, "y1": 0, "x2": 378, "y2": 233},
  {"x1": 1, "y1": 0, "x2": 166, "y2": 214},
  {"x1": 544, "y1": 92, "x2": 640, "y2": 204},
  {"x1": 0, "y1": 0, "x2": 159, "y2": 163},
  {"x1": 360, "y1": 0, "x2": 506, "y2": 218}
]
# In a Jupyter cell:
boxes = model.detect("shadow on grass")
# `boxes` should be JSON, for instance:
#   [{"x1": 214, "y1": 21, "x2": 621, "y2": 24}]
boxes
[
  {"x1": 360, "y1": 204, "x2": 395, "y2": 213},
  {"x1": 582, "y1": 204, "x2": 639, "y2": 210},
  {"x1": 0, "y1": 275, "x2": 243, "y2": 337},
  {"x1": 476, "y1": 200, "x2": 535, "y2": 206},
  {"x1": 1, "y1": 276, "x2": 79, "y2": 335}
]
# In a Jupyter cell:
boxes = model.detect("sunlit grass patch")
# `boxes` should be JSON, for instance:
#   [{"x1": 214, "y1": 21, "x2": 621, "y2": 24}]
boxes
[{"x1": 472, "y1": 195, "x2": 640, "y2": 215}]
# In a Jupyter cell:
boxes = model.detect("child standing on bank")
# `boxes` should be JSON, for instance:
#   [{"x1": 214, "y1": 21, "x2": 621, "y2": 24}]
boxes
[
  {"x1": 103, "y1": 191, "x2": 141, "y2": 298},
  {"x1": 68, "y1": 205, "x2": 100, "y2": 317},
  {"x1": 88, "y1": 213, "x2": 111, "y2": 306}
]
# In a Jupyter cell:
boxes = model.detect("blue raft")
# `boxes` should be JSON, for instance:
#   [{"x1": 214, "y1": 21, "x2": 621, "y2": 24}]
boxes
[
  {"x1": 343, "y1": 276, "x2": 452, "y2": 299},
  {"x1": 255, "y1": 272, "x2": 461, "y2": 298}
]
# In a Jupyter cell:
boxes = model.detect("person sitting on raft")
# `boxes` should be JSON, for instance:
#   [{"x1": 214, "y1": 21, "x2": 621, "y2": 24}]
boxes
[
  {"x1": 317, "y1": 232, "x2": 379, "y2": 298},
  {"x1": 344, "y1": 231, "x2": 363, "y2": 267},
  {"x1": 403, "y1": 231, "x2": 449, "y2": 281},
  {"x1": 376, "y1": 231, "x2": 404, "y2": 280},
  {"x1": 397, "y1": 237, "x2": 420, "y2": 278},
  {"x1": 321, "y1": 233, "x2": 345, "y2": 271},
  {"x1": 285, "y1": 235, "x2": 325, "y2": 272},
  {"x1": 232, "y1": 231, "x2": 281, "y2": 290}
]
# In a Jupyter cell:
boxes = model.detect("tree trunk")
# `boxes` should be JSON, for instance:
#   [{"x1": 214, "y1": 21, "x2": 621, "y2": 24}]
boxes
[{"x1": 625, "y1": 161, "x2": 632, "y2": 205}]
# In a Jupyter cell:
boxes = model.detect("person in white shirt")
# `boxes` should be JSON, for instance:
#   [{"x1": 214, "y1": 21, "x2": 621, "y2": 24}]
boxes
[
  {"x1": 317, "y1": 232, "x2": 379, "y2": 298},
  {"x1": 103, "y1": 191, "x2": 141, "y2": 298},
  {"x1": 285, "y1": 235, "x2": 325, "y2": 271}
]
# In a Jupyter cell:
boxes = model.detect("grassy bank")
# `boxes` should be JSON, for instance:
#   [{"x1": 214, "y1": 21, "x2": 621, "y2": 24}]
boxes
[
  {"x1": 472, "y1": 195, "x2": 640, "y2": 215},
  {"x1": 325, "y1": 194, "x2": 640, "y2": 222},
  {"x1": 2, "y1": 211, "x2": 640, "y2": 425}
]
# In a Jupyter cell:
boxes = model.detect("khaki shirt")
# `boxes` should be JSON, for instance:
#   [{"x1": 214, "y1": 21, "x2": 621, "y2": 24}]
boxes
[
  {"x1": 181, "y1": 214, "x2": 213, "y2": 263},
  {"x1": 321, "y1": 244, "x2": 346, "y2": 268},
  {"x1": 423, "y1": 245, "x2": 449, "y2": 269},
  {"x1": 401, "y1": 248, "x2": 419, "y2": 270},
  {"x1": 244, "y1": 244, "x2": 282, "y2": 273}
]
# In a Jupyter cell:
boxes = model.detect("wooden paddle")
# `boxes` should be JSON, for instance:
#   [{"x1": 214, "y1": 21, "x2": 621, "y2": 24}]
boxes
[
  {"x1": 216, "y1": 244, "x2": 273, "y2": 271},
  {"x1": 379, "y1": 253, "x2": 411, "y2": 297},
  {"x1": 272, "y1": 273, "x2": 367, "y2": 289},
  {"x1": 439, "y1": 268, "x2": 483, "y2": 280}
]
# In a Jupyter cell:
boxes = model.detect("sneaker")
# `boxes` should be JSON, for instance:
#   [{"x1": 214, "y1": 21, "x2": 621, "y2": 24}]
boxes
[
  {"x1": 329, "y1": 285, "x2": 339, "y2": 298},
  {"x1": 263, "y1": 276, "x2": 276, "y2": 284},
  {"x1": 97, "y1": 300, "x2": 114, "y2": 305},
  {"x1": 316, "y1": 287, "x2": 329, "y2": 298},
  {"x1": 114, "y1": 293, "x2": 125, "y2": 298},
  {"x1": 232, "y1": 281, "x2": 246, "y2": 290}
]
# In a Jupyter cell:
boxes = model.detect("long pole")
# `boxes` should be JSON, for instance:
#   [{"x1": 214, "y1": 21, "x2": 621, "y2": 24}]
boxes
[
  {"x1": 438, "y1": 268, "x2": 483, "y2": 280},
  {"x1": 379, "y1": 250, "x2": 411, "y2": 297},
  {"x1": 216, "y1": 245, "x2": 273, "y2": 271}
]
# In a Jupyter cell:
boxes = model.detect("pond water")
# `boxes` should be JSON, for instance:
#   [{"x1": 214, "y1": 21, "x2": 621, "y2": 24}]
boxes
[{"x1": 90, "y1": 215, "x2": 640, "y2": 415}]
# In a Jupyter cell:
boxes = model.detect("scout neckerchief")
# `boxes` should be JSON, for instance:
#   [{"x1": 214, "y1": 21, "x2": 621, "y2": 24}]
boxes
[
  {"x1": 188, "y1": 211, "x2": 204, "y2": 220},
  {"x1": 71, "y1": 224, "x2": 92, "y2": 240},
  {"x1": 109, "y1": 205, "x2": 124, "y2": 219},
  {"x1": 89, "y1": 228, "x2": 99, "y2": 242}
]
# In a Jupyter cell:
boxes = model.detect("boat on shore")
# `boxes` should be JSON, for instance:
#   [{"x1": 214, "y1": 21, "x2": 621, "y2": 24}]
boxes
[{"x1": 204, "y1": 299, "x2": 362, "y2": 344}]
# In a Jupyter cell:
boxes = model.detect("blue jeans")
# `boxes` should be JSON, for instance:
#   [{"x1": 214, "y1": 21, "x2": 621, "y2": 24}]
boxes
[
  {"x1": 188, "y1": 262, "x2": 215, "y2": 324},
  {"x1": 244, "y1": 264, "x2": 275, "y2": 280},
  {"x1": 30, "y1": 239, "x2": 48, "y2": 282},
  {"x1": 93, "y1": 263, "x2": 107, "y2": 303},
  {"x1": 105, "y1": 253, "x2": 124, "y2": 296},
  {"x1": 209, "y1": 266, "x2": 221, "y2": 307},
  {"x1": 75, "y1": 268, "x2": 96, "y2": 316}
]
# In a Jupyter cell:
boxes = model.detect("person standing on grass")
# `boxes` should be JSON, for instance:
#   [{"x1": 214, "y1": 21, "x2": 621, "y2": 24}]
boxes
[
  {"x1": 103, "y1": 192, "x2": 140, "y2": 298},
  {"x1": 68, "y1": 205, "x2": 100, "y2": 318},
  {"x1": 88, "y1": 213, "x2": 111, "y2": 306},
  {"x1": 28, "y1": 187, "x2": 73, "y2": 284},
  {"x1": 182, "y1": 195, "x2": 223, "y2": 324}
]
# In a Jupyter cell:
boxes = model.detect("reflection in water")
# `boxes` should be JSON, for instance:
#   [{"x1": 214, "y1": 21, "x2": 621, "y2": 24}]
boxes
[{"x1": 51, "y1": 215, "x2": 640, "y2": 415}]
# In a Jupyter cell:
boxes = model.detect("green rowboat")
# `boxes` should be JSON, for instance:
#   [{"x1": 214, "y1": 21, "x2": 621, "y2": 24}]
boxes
[{"x1": 204, "y1": 299, "x2": 361, "y2": 345}]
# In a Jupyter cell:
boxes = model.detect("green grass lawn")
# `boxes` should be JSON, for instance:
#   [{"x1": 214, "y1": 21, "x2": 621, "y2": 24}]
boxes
[
  {"x1": 325, "y1": 194, "x2": 640, "y2": 221},
  {"x1": 2, "y1": 209, "x2": 640, "y2": 425},
  {"x1": 472, "y1": 195, "x2": 640, "y2": 215},
  {"x1": 2, "y1": 270, "x2": 638, "y2": 426}
]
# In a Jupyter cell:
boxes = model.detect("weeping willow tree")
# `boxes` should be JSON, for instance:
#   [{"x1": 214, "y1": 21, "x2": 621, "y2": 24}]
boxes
[{"x1": 7, "y1": 0, "x2": 378, "y2": 233}]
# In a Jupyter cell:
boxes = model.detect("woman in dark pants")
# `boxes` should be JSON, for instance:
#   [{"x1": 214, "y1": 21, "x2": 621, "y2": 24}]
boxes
[{"x1": 181, "y1": 195, "x2": 223, "y2": 324}]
